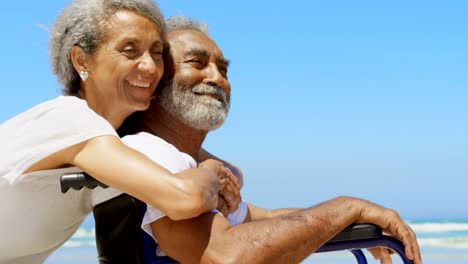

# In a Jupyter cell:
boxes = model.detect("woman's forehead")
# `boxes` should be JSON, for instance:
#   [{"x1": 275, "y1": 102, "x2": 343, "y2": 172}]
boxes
[{"x1": 101, "y1": 10, "x2": 162, "y2": 41}]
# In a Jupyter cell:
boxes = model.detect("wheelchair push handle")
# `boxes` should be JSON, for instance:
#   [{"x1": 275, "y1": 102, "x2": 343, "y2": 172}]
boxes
[{"x1": 60, "y1": 172, "x2": 108, "y2": 193}]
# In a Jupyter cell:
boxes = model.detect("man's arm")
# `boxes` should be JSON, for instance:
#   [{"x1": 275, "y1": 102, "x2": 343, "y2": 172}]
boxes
[
  {"x1": 244, "y1": 203, "x2": 298, "y2": 222},
  {"x1": 151, "y1": 196, "x2": 421, "y2": 264}
]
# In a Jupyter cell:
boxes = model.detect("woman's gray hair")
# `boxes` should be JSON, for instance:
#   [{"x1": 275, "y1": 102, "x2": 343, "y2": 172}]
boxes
[
  {"x1": 166, "y1": 16, "x2": 209, "y2": 34},
  {"x1": 50, "y1": 0, "x2": 166, "y2": 95}
]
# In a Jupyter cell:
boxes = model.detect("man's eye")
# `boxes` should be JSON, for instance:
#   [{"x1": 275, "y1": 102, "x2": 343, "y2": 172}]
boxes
[
  {"x1": 150, "y1": 50, "x2": 163, "y2": 56},
  {"x1": 188, "y1": 59, "x2": 204, "y2": 67},
  {"x1": 219, "y1": 67, "x2": 228, "y2": 77}
]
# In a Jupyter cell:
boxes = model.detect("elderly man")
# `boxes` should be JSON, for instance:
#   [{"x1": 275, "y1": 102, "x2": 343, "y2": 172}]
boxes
[{"x1": 96, "y1": 16, "x2": 422, "y2": 264}]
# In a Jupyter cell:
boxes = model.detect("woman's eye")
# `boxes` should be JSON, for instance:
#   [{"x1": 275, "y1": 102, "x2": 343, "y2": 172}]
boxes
[{"x1": 122, "y1": 46, "x2": 137, "y2": 55}]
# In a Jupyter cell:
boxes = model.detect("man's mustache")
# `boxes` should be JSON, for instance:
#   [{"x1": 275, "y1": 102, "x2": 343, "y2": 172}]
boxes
[{"x1": 191, "y1": 83, "x2": 229, "y2": 105}]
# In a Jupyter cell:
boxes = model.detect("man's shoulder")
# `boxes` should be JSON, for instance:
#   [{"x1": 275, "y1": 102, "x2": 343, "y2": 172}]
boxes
[
  {"x1": 122, "y1": 132, "x2": 197, "y2": 172},
  {"x1": 122, "y1": 132, "x2": 168, "y2": 147}
]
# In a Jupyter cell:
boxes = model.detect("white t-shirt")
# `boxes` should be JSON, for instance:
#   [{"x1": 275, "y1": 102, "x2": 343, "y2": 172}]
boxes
[
  {"x1": 0, "y1": 96, "x2": 117, "y2": 263},
  {"x1": 93, "y1": 132, "x2": 248, "y2": 257}
]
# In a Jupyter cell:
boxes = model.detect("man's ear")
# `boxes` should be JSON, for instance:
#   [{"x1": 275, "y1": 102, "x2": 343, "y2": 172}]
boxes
[{"x1": 70, "y1": 45, "x2": 88, "y2": 73}]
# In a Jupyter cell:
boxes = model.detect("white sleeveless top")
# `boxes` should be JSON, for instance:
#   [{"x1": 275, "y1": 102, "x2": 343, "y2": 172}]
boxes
[{"x1": 0, "y1": 96, "x2": 117, "y2": 263}]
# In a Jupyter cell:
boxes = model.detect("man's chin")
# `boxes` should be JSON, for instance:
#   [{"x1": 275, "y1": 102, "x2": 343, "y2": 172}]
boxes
[
  {"x1": 180, "y1": 113, "x2": 227, "y2": 132},
  {"x1": 196, "y1": 96, "x2": 226, "y2": 109}
]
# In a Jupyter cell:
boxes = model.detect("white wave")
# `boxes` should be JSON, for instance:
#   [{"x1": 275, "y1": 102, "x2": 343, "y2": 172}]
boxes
[
  {"x1": 418, "y1": 237, "x2": 468, "y2": 249},
  {"x1": 64, "y1": 228, "x2": 96, "y2": 248},
  {"x1": 63, "y1": 240, "x2": 96, "y2": 248},
  {"x1": 70, "y1": 228, "x2": 95, "y2": 239},
  {"x1": 409, "y1": 222, "x2": 468, "y2": 233}
]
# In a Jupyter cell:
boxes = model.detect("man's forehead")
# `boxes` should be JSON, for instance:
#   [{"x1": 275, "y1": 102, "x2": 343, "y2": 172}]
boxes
[
  {"x1": 167, "y1": 29, "x2": 210, "y2": 43},
  {"x1": 167, "y1": 30, "x2": 222, "y2": 57}
]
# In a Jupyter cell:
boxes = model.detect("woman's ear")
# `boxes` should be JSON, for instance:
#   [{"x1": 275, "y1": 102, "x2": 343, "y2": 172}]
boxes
[{"x1": 70, "y1": 45, "x2": 88, "y2": 73}]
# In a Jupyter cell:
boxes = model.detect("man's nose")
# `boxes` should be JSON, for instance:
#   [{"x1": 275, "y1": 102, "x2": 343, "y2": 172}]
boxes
[{"x1": 203, "y1": 63, "x2": 224, "y2": 88}]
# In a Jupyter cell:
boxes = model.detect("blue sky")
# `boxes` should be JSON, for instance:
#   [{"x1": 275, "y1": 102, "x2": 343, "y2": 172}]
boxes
[{"x1": 0, "y1": 1, "x2": 466, "y2": 220}]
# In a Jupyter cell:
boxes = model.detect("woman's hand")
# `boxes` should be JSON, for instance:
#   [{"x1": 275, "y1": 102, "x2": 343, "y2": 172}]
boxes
[
  {"x1": 199, "y1": 159, "x2": 242, "y2": 216},
  {"x1": 217, "y1": 166, "x2": 241, "y2": 216}
]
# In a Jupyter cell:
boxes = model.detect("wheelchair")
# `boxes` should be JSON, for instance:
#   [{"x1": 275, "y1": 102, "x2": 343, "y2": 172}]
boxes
[{"x1": 61, "y1": 173, "x2": 414, "y2": 264}]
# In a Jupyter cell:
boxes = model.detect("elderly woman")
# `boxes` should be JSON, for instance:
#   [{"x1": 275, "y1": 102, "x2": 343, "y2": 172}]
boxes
[{"x1": 0, "y1": 0, "x2": 239, "y2": 263}]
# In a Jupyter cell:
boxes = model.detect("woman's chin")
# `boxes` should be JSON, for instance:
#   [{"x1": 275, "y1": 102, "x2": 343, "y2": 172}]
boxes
[
  {"x1": 131, "y1": 100, "x2": 152, "y2": 112},
  {"x1": 126, "y1": 93, "x2": 154, "y2": 111}
]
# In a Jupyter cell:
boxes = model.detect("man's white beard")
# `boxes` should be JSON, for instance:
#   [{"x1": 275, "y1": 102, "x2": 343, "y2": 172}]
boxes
[{"x1": 158, "y1": 80, "x2": 230, "y2": 131}]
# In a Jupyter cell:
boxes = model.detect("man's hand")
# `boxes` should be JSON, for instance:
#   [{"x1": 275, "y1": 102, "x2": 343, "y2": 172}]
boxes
[
  {"x1": 368, "y1": 247, "x2": 393, "y2": 264},
  {"x1": 353, "y1": 198, "x2": 422, "y2": 264}
]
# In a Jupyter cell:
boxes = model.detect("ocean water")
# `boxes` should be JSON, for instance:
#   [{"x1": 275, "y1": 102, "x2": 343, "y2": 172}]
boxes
[
  {"x1": 46, "y1": 218, "x2": 468, "y2": 263},
  {"x1": 409, "y1": 220, "x2": 468, "y2": 249}
]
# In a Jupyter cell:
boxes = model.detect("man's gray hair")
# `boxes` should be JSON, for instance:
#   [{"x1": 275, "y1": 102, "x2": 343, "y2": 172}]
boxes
[
  {"x1": 166, "y1": 16, "x2": 209, "y2": 34},
  {"x1": 50, "y1": 0, "x2": 166, "y2": 95}
]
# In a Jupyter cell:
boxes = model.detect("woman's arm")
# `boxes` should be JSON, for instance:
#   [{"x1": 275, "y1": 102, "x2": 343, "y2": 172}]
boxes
[{"x1": 70, "y1": 136, "x2": 222, "y2": 220}]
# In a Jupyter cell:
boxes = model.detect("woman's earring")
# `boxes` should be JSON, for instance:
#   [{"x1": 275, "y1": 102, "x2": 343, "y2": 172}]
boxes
[{"x1": 79, "y1": 70, "x2": 89, "y2": 81}]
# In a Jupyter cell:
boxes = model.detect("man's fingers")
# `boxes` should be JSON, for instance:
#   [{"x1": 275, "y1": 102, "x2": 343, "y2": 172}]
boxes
[
  {"x1": 379, "y1": 210, "x2": 411, "y2": 261},
  {"x1": 385, "y1": 213, "x2": 421, "y2": 263},
  {"x1": 400, "y1": 224, "x2": 417, "y2": 262},
  {"x1": 357, "y1": 201, "x2": 421, "y2": 264},
  {"x1": 379, "y1": 248, "x2": 392, "y2": 264},
  {"x1": 368, "y1": 248, "x2": 392, "y2": 264},
  {"x1": 368, "y1": 248, "x2": 381, "y2": 259},
  {"x1": 405, "y1": 223, "x2": 422, "y2": 264}
]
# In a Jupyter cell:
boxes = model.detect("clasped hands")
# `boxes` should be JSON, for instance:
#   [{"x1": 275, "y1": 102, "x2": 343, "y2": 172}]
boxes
[{"x1": 198, "y1": 159, "x2": 242, "y2": 216}]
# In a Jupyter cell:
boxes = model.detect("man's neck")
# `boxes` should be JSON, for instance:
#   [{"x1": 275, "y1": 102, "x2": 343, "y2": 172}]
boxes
[{"x1": 141, "y1": 103, "x2": 208, "y2": 159}]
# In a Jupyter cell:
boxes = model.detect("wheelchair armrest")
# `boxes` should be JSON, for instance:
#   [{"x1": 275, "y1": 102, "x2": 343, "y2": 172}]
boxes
[
  {"x1": 328, "y1": 223, "x2": 382, "y2": 242},
  {"x1": 318, "y1": 224, "x2": 414, "y2": 264},
  {"x1": 60, "y1": 172, "x2": 108, "y2": 193}
]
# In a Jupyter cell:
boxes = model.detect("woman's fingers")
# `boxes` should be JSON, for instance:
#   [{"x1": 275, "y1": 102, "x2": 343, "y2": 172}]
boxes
[{"x1": 199, "y1": 160, "x2": 242, "y2": 215}]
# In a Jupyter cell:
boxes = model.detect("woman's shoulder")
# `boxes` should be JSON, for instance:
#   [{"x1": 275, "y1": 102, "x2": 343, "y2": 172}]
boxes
[
  {"x1": 1, "y1": 96, "x2": 80, "y2": 126},
  {"x1": 33, "y1": 95, "x2": 106, "y2": 123},
  {"x1": 40, "y1": 95, "x2": 88, "y2": 110},
  {"x1": 1, "y1": 95, "x2": 116, "y2": 136},
  {"x1": 11, "y1": 95, "x2": 89, "y2": 118}
]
